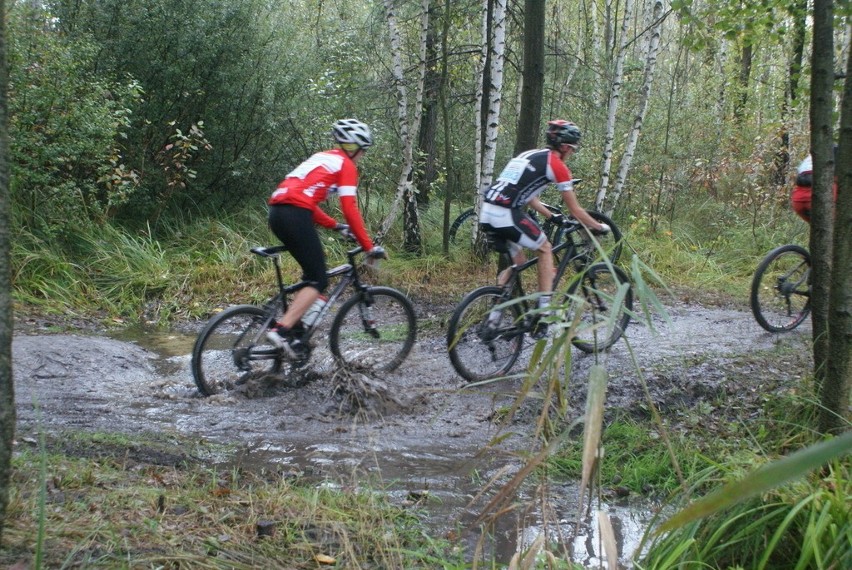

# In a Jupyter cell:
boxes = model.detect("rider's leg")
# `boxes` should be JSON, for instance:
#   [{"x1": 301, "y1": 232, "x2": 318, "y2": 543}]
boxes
[
  {"x1": 498, "y1": 249, "x2": 527, "y2": 285},
  {"x1": 535, "y1": 240, "x2": 554, "y2": 314},
  {"x1": 279, "y1": 286, "x2": 320, "y2": 329}
]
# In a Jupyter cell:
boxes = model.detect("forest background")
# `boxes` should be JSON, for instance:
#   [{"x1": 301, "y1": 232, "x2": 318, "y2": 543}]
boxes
[
  {"x1": 8, "y1": 0, "x2": 838, "y2": 305},
  {"x1": 0, "y1": 0, "x2": 850, "y2": 566}
]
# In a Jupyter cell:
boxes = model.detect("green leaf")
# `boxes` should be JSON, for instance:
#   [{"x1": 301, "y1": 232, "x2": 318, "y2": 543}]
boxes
[{"x1": 657, "y1": 431, "x2": 852, "y2": 534}]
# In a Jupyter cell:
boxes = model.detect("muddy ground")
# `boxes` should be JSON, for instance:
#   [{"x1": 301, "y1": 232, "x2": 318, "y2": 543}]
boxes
[{"x1": 11, "y1": 296, "x2": 813, "y2": 565}]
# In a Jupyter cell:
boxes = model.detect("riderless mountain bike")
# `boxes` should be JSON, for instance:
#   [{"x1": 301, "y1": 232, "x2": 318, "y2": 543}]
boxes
[
  {"x1": 750, "y1": 244, "x2": 811, "y2": 332},
  {"x1": 191, "y1": 244, "x2": 417, "y2": 396},
  {"x1": 448, "y1": 180, "x2": 624, "y2": 265},
  {"x1": 446, "y1": 219, "x2": 633, "y2": 383}
]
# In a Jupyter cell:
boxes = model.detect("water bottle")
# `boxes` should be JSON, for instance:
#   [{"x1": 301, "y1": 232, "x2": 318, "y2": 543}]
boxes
[{"x1": 301, "y1": 295, "x2": 328, "y2": 328}]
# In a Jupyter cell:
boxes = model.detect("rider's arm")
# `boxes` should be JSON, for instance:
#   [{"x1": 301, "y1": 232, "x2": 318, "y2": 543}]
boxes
[
  {"x1": 339, "y1": 195, "x2": 374, "y2": 250},
  {"x1": 311, "y1": 205, "x2": 339, "y2": 229},
  {"x1": 528, "y1": 197, "x2": 555, "y2": 219},
  {"x1": 561, "y1": 190, "x2": 605, "y2": 231}
]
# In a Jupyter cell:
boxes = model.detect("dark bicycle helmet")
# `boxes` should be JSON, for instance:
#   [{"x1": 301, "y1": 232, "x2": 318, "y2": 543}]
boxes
[
  {"x1": 545, "y1": 119, "x2": 581, "y2": 149},
  {"x1": 332, "y1": 119, "x2": 374, "y2": 149}
]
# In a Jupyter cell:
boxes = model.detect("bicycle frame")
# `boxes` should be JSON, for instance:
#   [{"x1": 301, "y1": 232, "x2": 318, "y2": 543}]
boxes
[
  {"x1": 251, "y1": 244, "x2": 372, "y2": 343},
  {"x1": 488, "y1": 223, "x2": 591, "y2": 329}
]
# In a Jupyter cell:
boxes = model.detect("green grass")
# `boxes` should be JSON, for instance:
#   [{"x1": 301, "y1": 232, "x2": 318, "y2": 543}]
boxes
[
  {"x1": 2, "y1": 430, "x2": 465, "y2": 569},
  {"x1": 11, "y1": 192, "x2": 813, "y2": 326}
]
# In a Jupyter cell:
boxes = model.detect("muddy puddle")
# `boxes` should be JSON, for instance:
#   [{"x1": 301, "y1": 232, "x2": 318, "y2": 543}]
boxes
[{"x1": 13, "y1": 302, "x2": 812, "y2": 567}]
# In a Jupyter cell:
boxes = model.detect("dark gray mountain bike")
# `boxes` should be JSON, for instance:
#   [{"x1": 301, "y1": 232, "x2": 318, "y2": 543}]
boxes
[
  {"x1": 750, "y1": 244, "x2": 811, "y2": 332},
  {"x1": 446, "y1": 219, "x2": 633, "y2": 383},
  {"x1": 191, "y1": 245, "x2": 417, "y2": 396}
]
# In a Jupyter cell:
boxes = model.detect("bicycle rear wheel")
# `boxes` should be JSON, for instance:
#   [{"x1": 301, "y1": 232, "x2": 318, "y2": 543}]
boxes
[
  {"x1": 750, "y1": 244, "x2": 811, "y2": 332},
  {"x1": 191, "y1": 305, "x2": 283, "y2": 396},
  {"x1": 447, "y1": 286, "x2": 525, "y2": 382},
  {"x1": 329, "y1": 286, "x2": 417, "y2": 372},
  {"x1": 564, "y1": 263, "x2": 633, "y2": 353},
  {"x1": 448, "y1": 208, "x2": 476, "y2": 244}
]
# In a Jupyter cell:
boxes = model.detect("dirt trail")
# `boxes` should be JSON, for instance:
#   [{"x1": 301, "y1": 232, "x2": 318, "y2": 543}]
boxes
[{"x1": 12, "y1": 300, "x2": 812, "y2": 564}]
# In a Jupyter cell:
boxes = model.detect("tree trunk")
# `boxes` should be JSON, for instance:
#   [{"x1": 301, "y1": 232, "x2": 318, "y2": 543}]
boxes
[
  {"x1": 0, "y1": 0, "x2": 15, "y2": 545},
  {"x1": 440, "y1": 0, "x2": 454, "y2": 254},
  {"x1": 514, "y1": 0, "x2": 545, "y2": 155},
  {"x1": 605, "y1": 0, "x2": 666, "y2": 216},
  {"x1": 416, "y1": 1, "x2": 440, "y2": 209},
  {"x1": 809, "y1": 0, "x2": 835, "y2": 401},
  {"x1": 595, "y1": 0, "x2": 634, "y2": 210},
  {"x1": 473, "y1": 0, "x2": 491, "y2": 201},
  {"x1": 480, "y1": 0, "x2": 506, "y2": 196},
  {"x1": 820, "y1": 43, "x2": 852, "y2": 435},
  {"x1": 733, "y1": 41, "x2": 753, "y2": 122},
  {"x1": 380, "y1": 0, "x2": 430, "y2": 254}
]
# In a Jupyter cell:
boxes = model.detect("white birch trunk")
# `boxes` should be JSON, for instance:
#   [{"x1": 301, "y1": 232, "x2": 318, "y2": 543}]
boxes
[
  {"x1": 595, "y1": 0, "x2": 634, "y2": 210},
  {"x1": 480, "y1": 0, "x2": 507, "y2": 195},
  {"x1": 379, "y1": 0, "x2": 430, "y2": 239},
  {"x1": 473, "y1": 0, "x2": 488, "y2": 199},
  {"x1": 606, "y1": 0, "x2": 667, "y2": 215}
]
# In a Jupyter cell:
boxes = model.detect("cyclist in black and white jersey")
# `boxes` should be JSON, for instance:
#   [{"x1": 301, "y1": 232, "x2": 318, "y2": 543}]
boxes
[{"x1": 479, "y1": 119, "x2": 610, "y2": 337}]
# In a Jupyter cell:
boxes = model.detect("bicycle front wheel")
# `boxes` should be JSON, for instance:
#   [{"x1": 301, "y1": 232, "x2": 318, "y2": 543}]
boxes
[
  {"x1": 750, "y1": 244, "x2": 811, "y2": 332},
  {"x1": 329, "y1": 286, "x2": 417, "y2": 372},
  {"x1": 447, "y1": 286, "x2": 525, "y2": 383},
  {"x1": 565, "y1": 263, "x2": 633, "y2": 353},
  {"x1": 191, "y1": 305, "x2": 282, "y2": 396}
]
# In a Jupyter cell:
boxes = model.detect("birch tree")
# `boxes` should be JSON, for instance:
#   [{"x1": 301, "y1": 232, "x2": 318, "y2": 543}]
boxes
[
  {"x1": 478, "y1": 0, "x2": 507, "y2": 196},
  {"x1": 602, "y1": 0, "x2": 668, "y2": 215},
  {"x1": 379, "y1": 0, "x2": 430, "y2": 253},
  {"x1": 595, "y1": 0, "x2": 634, "y2": 210}
]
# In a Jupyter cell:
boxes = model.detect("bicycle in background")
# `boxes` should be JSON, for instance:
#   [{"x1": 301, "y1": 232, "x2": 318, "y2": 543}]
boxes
[
  {"x1": 750, "y1": 244, "x2": 811, "y2": 332},
  {"x1": 191, "y1": 244, "x2": 417, "y2": 396},
  {"x1": 446, "y1": 218, "x2": 632, "y2": 383}
]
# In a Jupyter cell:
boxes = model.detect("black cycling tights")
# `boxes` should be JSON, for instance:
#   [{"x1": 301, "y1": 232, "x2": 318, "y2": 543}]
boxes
[{"x1": 268, "y1": 204, "x2": 329, "y2": 293}]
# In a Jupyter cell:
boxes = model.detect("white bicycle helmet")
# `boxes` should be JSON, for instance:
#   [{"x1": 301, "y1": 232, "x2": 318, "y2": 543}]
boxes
[{"x1": 332, "y1": 119, "x2": 373, "y2": 149}]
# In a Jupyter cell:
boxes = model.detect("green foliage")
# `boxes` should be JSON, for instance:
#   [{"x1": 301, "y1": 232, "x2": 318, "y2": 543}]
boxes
[
  {"x1": 7, "y1": 5, "x2": 143, "y2": 233},
  {"x1": 639, "y1": 451, "x2": 851, "y2": 569}
]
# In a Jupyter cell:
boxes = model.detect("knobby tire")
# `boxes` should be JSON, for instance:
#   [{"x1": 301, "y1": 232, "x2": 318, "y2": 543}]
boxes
[
  {"x1": 750, "y1": 244, "x2": 811, "y2": 332},
  {"x1": 329, "y1": 286, "x2": 417, "y2": 372},
  {"x1": 447, "y1": 286, "x2": 525, "y2": 382}
]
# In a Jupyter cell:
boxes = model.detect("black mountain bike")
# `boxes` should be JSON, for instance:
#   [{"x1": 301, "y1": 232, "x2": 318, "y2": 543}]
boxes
[
  {"x1": 750, "y1": 244, "x2": 811, "y2": 332},
  {"x1": 191, "y1": 245, "x2": 417, "y2": 396},
  {"x1": 446, "y1": 220, "x2": 633, "y2": 383},
  {"x1": 448, "y1": 181, "x2": 624, "y2": 265}
]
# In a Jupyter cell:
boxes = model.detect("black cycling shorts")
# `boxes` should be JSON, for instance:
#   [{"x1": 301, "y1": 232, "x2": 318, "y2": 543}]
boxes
[{"x1": 268, "y1": 204, "x2": 329, "y2": 293}]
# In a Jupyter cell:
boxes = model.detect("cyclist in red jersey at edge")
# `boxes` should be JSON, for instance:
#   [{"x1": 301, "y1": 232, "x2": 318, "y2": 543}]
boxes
[
  {"x1": 791, "y1": 145, "x2": 838, "y2": 223},
  {"x1": 479, "y1": 119, "x2": 610, "y2": 338},
  {"x1": 266, "y1": 119, "x2": 386, "y2": 356}
]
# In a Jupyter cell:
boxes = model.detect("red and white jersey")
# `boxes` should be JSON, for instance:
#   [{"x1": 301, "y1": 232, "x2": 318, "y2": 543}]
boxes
[
  {"x1": 268, "y1": 148, "x2": 373, "y2": 250},
  {"x1": 483, "y1": 149, "x2": 574, "y2": 208}
]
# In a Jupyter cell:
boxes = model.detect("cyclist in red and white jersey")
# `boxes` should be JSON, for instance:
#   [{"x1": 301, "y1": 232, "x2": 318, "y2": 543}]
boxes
[
  {"x1": 480, "y1": 119, "x2": 610, "y2": 337},
  {"x1": 791, "y1": 146, "x2": 838, "y2": 223},
  {"x1": 267, "y1": 119, "x2": 385, "y2": 355}
]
